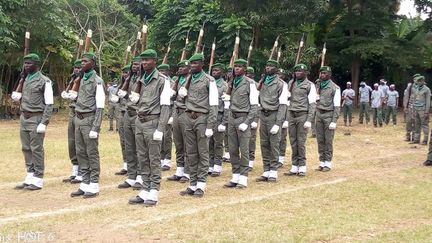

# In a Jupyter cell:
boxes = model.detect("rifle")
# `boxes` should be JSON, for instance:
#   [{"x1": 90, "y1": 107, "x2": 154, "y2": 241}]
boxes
[
  {"x1": 162, "y1": 43, "x2": 171, "y2": 64},
  {"x1": 132, "y1": 31, "x2": 142, "y2": 57},
  {"x1": 225, "y1": 31, "x2": 240, "y2": 96},
  {"x1": 71, "y1": 29, "x2": 92, "y2": 93},
  {"x1": 117, "y1": 45, "x2": 132, "y2": 92},
  {"x1": 65, "y1": 38, "x2": 85, "y2": 93},
  {"x1": 183, "y1": 24, "x2": 206, "y2": 92},
  {"x1": 14, "y1": 31, "x2": 31, "y2": 94},
  {"x1": 208, "y1": 38, "x2": 216, "y2": 74},
  {"x1": 141, "y1": 23, "x2": 148, "y2": 53},
  {"x1": 320, "y1": 42, "x2": 327, "y2": 67},
  {"x1": 295, "y1": 33, "x2": 305, "y2": 65},
  {"x1": 247, "y1": 38, "x2": 253, "y2": 66},
  {"x1": 257, "y1": 35, "x2": 279, "y2": 91},
  {"x1": 276, "y1": 46, "x2": 282, "y2": 63},
  {"x1": 180, "y1": 30, "x2": 190, "y2": 61}
]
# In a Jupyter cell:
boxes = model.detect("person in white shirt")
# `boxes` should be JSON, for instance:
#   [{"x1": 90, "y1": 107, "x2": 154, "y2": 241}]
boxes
[
  {"x1": 385, "y1": 84, "x2": 399, "y2": 125},
  {"x1": 341, "y1": 82, "x2": 355, "y2": 126},
  {"x1": 371, "y1": 83, "x2": 384, "y2": 127}
]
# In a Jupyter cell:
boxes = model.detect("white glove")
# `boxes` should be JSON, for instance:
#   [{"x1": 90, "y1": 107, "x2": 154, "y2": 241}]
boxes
[
  {"x1": 329, "y1": 122, "x2": 337, "y2": 130},
  {"x1": 110, "y1": 94, "x2": 119, "y2": 103},
  {"x1": 11, "y1": 91, "x2": 22, "y2": 101},
  {"x1": 129, "y1": 91, "x2": 140, "y2": 104},
  {"x1": 224, "y1": 101, "x2": 230, "y2": 109},
  {"x1": 36, "y1": 124, "x2": 46, "y2": 133},
  {"x1": 251, "y1": 122, "x2": 258, "y2": 129},
  {"x1": 117, "y1": 89, "x2": 127, "y2": 98},
  {"x1": 61, "y1": 91, "x2": 69, "y2": 99},
  {"x1": 270, "y1": 125, "x2": 280, "y2": 134},
  {"x1": 89, "y1": 131, "x2": 98, "y2": 139},
  {"x1": 304, "y1": 121, "x2": 312, "y2": 129},
  {"x1": 282, "y1": 121, "x2": 289, "y2": 128},
  {"x1": 205, "y1": 128, "x2": 213, "y2": 138},
  {"x1": 167, "y1": 117, "x2": 173, "y2": 125},
  {"x1": 217, "y1": 124, "x2": 226, "y2": 132},
  {"x1": 153, "y1": 130, "x2": 163, "y2": 141},
  {"x1": 68, "y1": 90, "x2": 78, "y2": 100},
  {"x1": 222, "y1": 93, "x2": 231, "y2": 101},
  {"x1": 170, "y1": 88, "x2": 176, "y2": 97},
  {"x1": 238, "y1": 123, "x2": 248, "y2": 131},
  {"x1": 178, "y1": 87, "x2": 188, "y2": 98}
]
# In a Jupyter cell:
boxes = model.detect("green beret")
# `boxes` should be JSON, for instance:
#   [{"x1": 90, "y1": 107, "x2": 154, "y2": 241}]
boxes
[
  {"x1": 319, "y1": 66, "x2": 332, "y2": 72},
  {"x1": 122, "y1": 64, "x2": 131, "y2": 71},
  {"x1": 212, "y1": 63, "x2": 225, "y2": 70},
  {"x1": 413, "y1": 73, "x2": 421, "y2": 78},
  {"x1": 23, "y1": 53, "x2": 41, "y2": 62},
  {"x1": 246, "y1": 67, "x2": 255, "y2": 73},
  {"x1": 132, "y1": 56, "x2": 142, "y2": 62},
  {"x1": 414, "y1": 75, "x2": 425, "y2": 81},
  {"x1": 157, "y1": 63, "x2": 170, "y2": 70},
  {"x1": 234, "y1": 59, "x2": 248, "y2": 66},
  {"x1": 177, "y1": 60, "x2": 189, "y2": 66},
  {"x1": 188, "y1": 53, "x2": 204, "y2": 62},
  {"x1": 73, "y1": 59, "x2": 82, "y2": 67},
  {"x1": 140, "y1": 49, "x2": 158, "y2": 59},
  {"x1": 293, "y1": 63, "x2": 308, "y2": 71},
  {"x1": 266, "y1": 59, "x2": 279, "y2": 67},
  {"x1": 82, "y1": 52, "x2": 96, "y2": 63}
]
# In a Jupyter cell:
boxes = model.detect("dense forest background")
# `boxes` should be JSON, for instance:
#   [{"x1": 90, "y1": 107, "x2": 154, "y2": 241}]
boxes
[{"x1": 0, "y1": 0, "x2": 431, "y2": 114}]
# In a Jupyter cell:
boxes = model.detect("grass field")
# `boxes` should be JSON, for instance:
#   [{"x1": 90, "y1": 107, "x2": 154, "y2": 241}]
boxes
[{"x1": 0, "y1": 110, "x2": 431, "y2": 242}]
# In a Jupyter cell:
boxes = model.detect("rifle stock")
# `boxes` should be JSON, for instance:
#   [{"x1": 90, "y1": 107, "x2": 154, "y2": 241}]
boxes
[
  {"x1": 208, "y1": 38, "x2": 216, "y2": 74},
  {"x1": 14, "y1": 31, "x2": 31, "y2": 93},
  {"x1": 141, "y1": 24, "x2": 148, "y2": 52},
  {"x1": 71, "y1": 29, "x2": 92, "y2": 92},
  {"x1": 295, "y1": 33, "x2": 305, "y2": 65},
  {"x1": 320, "y1": 42, "x2": 327, "y2": 67},
  {"x1": 257, "y1": 35, "x2": 280, "y2": 91}
]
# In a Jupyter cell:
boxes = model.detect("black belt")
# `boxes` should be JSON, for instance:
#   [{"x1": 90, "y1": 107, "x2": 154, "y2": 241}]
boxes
[
  {"x1": 261, "y1": 109, "x2": 277, "y2": 117},
  {"x1": 317, "y1": 109, "x2": 332, "y2": 113},
  {"x1": 289, "y1": 110, "x2": 307, "y2": 118},
  {"x1": 137, "y1": 113, "x2": 159, "y2": 123},
  {"x1": 186, "y1": 111, "x2": 205, "y2": 119},
  {"x1": 76, "y1": 111, "x2": 95, "y2": 120},
  {"x1": 231, "y1": 112, "x2": 248, "y2": 119},
  {"x1": 22, "y1": 111, "x2": 43, "y2": 119}
]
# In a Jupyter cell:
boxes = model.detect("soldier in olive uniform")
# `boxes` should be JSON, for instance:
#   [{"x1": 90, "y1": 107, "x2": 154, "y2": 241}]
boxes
[
  {"x1": 61, "y1": 59, "x2": 82, "y2": 183},
  {"x1": 13, "y1": 53, "x2": 54, "y2": 190},
  {"x1": 404, "y1": 74, "x2": 420, "y2": 141},
  {"x1": 246, "y1": 67, "x2": 259, "y2": 170},
  {"x1": 158, "y1": 63, "x2": 174, "y2": 171},
  {"x1": 167, "y1": 60, "x2": 191, "y2": 182},
  {"x1": 127, "y1": 50, "x2": 171, "y2": 206},
  {"x1": 107, "y1": 82, "x2": 119, "y2": 131},
  {"x1": 69, "y1": 53, "x2": 105, "y2": 198},
  {"x1": 284, "y1": 64, "x2": 316, "y2": 177},
  {"x1": 314, "y1": 66, "x2": 341, "y2": 172},
  {"x1": 223, "y1": 59, "x2": 258, "y2": 188},
  {"x1": 255, "y1": 59, "x2": 288, "y2": 182},
  {"x1": 411, "y1": 76, "x2": 431, "y2": 145},
  {"x1": 208, "y1": 63, "x2": 228, "y2": 177},
  {"x1": 278, "y1": 69, "x2": 290, "y2": 169},
  {"x1": 177, "y1": 53, "x2": 218, "y2": 197},
  {"x1": 116, "y1": 58, "x2": 143, "y2": 189}
]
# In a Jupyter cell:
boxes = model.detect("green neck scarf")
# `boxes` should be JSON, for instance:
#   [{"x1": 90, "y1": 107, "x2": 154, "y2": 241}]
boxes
[
  {"x1": 83, "y1": 70, "x2": 95, "y2": 81},
  {"x1": 264, "y1": 74, "x2": 276, "y2": 85},
  {"x1": 179, "y1": 75, "x2": 187, "y2": 86},
  {"x1": 418, "y1": 84, "x2": 424, "y2": 91},
  {"x1": 233, "y1": 75, "x2": 244, "y2": 88},
  {"x1": 215, "y1": 78, "x2": 223, "y2": 85},
  {"x1": 296, "y1": 78, "x2": 305, "y2": 86},
  {"x1": 143, "y1": 69, "x2": 156, "y2": 84},
  {"x1": 191, "y1": 71, "x2": 204, "y2": 83},
  {"x1": 320, "y1": 79, "x2": 330, "y2": 89},
  {"x1": 27, "y1": 71, "x2": 40, "y2": 81}
]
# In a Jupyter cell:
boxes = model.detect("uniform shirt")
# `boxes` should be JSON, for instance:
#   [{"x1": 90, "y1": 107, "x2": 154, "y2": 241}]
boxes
[
  {"x1": 413, "y1": 85, "x2": 431, "y2": 112},
  {"x1": 137, "y1": 69, "x2": 171, "y2": 132},
  {"x1": 185, "y1": 71, "x2": 218, "y2": 129},
  {"x1": 126, "y1": 74, "x2": 139, "y2": 111},
  {"x1": 75, "y1": 70, "x2": 105, "y2": 132},
  {"x1": 229, "y1": 75, "x2": 258, "y2": 125},
  {"x1": 387, "y1": 90, "x2": 399, "y2": 107},
  {"x1": 371, "y1": 90, "x2": 384, "y2": 108},
  {"x1": 378, "y1": 84, "x2": 389, "y2": 97},
  {"x1": 107, "y1": 84, "x2": 118, "y2": 103},
  {"x1": 259, "y1": 75, "x2": 288, "y2": 126},
  {"x1": 359, "y1": 85, "x2": 372, "y2": 102},
  {"x1": 21, "y1": 71, "x2": 54, "y2": 125},
  {"x1": 287, "y1": 77, "x2": 316, "y2": 122},
  {"x1": 403, "y1": 83, "x2": 417, "y2": 108},
  {"x1": 173, "y1": 75, "x2": 188, "y2": 110},
  {"x1": 341, "y1": 88, "x2": 355, "y2": 105},
  {"x1": 316, "y1": 80, "x2": 341, "y2": 123}
]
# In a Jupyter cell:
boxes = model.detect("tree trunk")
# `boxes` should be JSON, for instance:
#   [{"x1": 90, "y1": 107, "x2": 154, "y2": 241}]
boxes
[{"x1": 351, "y1": 55, "x2": 361, "y2": 107}]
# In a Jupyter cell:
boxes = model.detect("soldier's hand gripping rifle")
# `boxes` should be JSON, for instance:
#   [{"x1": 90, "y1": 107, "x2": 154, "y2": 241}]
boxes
[
  {"x1": 68, "y1": 29, "x2": 92, "y2": 100},
  {"x1": 11, "y1": 31, "x2": 31, "y2": 102},
  {"x1": 257, "y1": 35, "x2": 279, "y2": 91},
  {"x1": 129, "y1": 23, "x2": 150, "y2": 104},
  {"x1": 60, "y1": 39, "x2": 85, "y2": 100},
  {"x1": 111, "y1": 45, "x2": 132, "y2": 101},
  {"x1": 178, "y1": 24, "x2": 205, "y2": 99}
]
